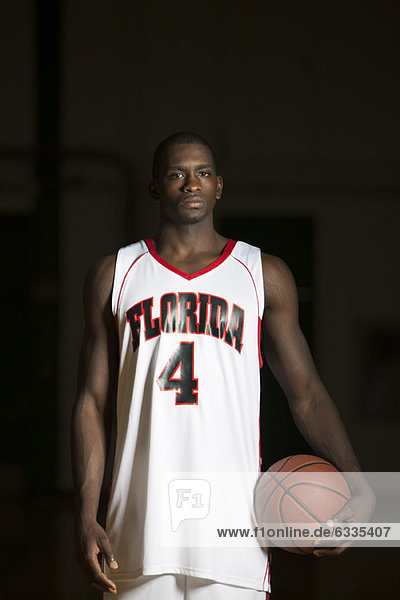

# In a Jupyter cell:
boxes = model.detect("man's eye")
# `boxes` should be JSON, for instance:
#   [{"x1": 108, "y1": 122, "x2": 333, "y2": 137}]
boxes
[
  {"x1": 168, "y1": 173, "x2": 183, "y2": 179},
  {"x1": 199, "y1": 171, "x2": 210, "y2": 177}
]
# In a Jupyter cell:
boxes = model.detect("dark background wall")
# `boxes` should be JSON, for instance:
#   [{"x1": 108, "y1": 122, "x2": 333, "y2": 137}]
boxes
[{"x1": 1, "y1": 1, "x2": 399, "y2": 598}]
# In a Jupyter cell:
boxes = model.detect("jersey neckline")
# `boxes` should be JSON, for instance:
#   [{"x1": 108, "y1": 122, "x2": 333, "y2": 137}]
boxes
[{"x1": 144, "y1": 238, "x2": 236, "y2": 281}]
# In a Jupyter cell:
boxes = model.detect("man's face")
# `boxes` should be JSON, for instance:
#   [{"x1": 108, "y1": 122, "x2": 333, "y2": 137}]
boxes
[{"x1": 150, "y1": 143, "x2": 223, "y2": 226}]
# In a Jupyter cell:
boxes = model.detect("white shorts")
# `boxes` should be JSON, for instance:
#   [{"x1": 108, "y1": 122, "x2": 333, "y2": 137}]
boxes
[{"x1": 104, "y1": 574, "x2": 269, "y2": 600}]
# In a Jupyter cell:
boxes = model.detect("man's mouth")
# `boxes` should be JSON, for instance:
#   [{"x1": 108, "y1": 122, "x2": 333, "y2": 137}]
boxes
[{"x1": 182, "y1": 195, "x2": 204, "y2": 208}]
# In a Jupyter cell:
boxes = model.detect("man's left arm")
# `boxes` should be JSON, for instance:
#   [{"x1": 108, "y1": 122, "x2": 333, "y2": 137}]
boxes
[{"x1": 261, "y1": 253, "x2": 375, "y2": 556}]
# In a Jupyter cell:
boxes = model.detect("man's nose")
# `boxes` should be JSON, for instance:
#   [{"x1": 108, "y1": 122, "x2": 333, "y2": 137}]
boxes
[{"x1": 183, "y1": 173, "x2": 201, "y2": 192}]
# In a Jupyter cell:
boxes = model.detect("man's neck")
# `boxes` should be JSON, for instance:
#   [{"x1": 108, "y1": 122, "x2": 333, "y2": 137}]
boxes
[
  {"x1": 153, "y1": 223, "x2": 226, "y2": 258},
  {"x1": 151, "y1": 223, "x2": 229, "y2": 275}
]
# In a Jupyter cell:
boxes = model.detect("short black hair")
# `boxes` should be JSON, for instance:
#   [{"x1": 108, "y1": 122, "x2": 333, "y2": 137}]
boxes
[{"x1": 152, "y1": 131, "x2": 217, "y2": 179}]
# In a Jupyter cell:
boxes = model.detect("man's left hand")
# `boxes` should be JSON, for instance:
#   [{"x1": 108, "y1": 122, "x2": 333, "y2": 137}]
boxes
[{"x1": 313, "y1": 483, "x2": 376, "y2": 557}]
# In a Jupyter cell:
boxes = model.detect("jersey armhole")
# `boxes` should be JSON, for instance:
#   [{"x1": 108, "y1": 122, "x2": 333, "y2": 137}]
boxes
[
  {"x1": 111, "y1": 248, "x2": 122, "y2": 316},
  {"x1": 111, "y1": 241, "x2": 149, "y2": 316}
]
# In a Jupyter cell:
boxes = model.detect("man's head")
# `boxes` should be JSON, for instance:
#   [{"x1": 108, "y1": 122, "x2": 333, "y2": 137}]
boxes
[
  {"x1": 149, "y1": 132, "x2": 223, "y2": 227},
  {"x1": 152, "y1": 131, "x2": 217, "y2": 180}
]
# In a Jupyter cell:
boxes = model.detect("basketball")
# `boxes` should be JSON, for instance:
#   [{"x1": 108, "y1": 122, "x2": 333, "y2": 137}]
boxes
[{"x1": 254, "y1": 454, "x2": 351, "y2": 554}]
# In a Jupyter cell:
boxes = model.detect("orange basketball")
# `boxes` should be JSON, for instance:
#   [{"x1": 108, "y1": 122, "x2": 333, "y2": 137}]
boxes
[{"x1": 254, "y1": 454, "x2": 351, "y2": 554}]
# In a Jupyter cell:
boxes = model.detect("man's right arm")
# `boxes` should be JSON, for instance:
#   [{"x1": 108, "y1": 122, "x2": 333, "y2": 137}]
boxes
[{"x1": 71, "y1": 254, "x2": 119, "y2": 595}]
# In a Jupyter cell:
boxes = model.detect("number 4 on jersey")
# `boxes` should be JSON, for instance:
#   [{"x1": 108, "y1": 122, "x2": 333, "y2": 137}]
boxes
[{"x1": 157, "y1": 341, "x2": 198, "y2": 405}]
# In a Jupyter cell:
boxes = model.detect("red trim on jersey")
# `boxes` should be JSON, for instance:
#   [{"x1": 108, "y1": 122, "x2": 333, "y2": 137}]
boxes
[
  {"x1": 263, "y1": 547, "x2": 272, "y2": 593},
  {"x1": 258, "y1": 316, "x2": 263, "y2": 368},
  {"x1": 145, "y1": 238, "x2": 236, "y2": 280},
  {"x1": 116, "y1": 251, "x2": 147, "y2": 313},
  {"x1": 113, "y1": 313, "x2": 120, "y2": 358},
  {"x1": 258, "y1": 408, "x2": 262, "y2": 473},
  {"x1": 232, "y1": 254, "x2": 263, "y2": 367},
  {"x1": 263, "y1": 556, "x2": 270, "y2": 592}
]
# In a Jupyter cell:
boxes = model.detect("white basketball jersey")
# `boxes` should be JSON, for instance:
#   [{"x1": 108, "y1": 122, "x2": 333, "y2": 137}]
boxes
[{"x1": 106, "y1": 239, "x2": 270, "y2": 592}]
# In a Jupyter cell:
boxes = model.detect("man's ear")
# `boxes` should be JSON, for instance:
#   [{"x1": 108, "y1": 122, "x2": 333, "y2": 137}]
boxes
[
  {"x1": 149, "y1": 181, "x2": 160, "y2": 201},
  {"x1": 216, "y1": 175, "x2": 223, "y2": 200}
]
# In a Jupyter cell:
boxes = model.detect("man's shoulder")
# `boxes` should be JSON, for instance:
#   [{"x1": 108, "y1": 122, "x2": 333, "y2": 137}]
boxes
[
  {"x1": 115, "y1": 239, "x2": 149, "y2": 262},
  {"x1": 261, "y1": 252, "x2": 289, "y2": 274},
  {"x1": 260, "y1": 252, "x2": 298, "y2": 305},
  {"x1": 234, "y1": 239, "x2": 261, "y2": 251},
  {"x1": 117, "y1": 238, "x2": 148, "y2": 251},
  {"x1": 85, "y1": 239, "x2": 149, "y2": 300},
  {"x1": 84, "y1": 254, "x2": 117, "y2": 305},
  {"x1": 231, "y1": 243, "x2": 294, "y2": 285},
  {"x1": 231, "y1": 239, "x2": 263, "y2": 262}
]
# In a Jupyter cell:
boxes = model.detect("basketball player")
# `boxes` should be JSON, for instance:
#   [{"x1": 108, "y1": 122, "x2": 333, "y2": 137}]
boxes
[{"x1": 71, "y1": 132, "x2": 374, "y2": 598}]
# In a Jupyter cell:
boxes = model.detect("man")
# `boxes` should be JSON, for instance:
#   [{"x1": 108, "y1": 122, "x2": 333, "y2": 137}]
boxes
[{"x1": 71, "y1": 132, "x2": 374, "y2": 599}]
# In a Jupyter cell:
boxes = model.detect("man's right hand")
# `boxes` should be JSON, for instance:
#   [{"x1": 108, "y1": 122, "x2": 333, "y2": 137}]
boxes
[{"x1": 75, "y1": 520, "x2": 119, "y2": 595}]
